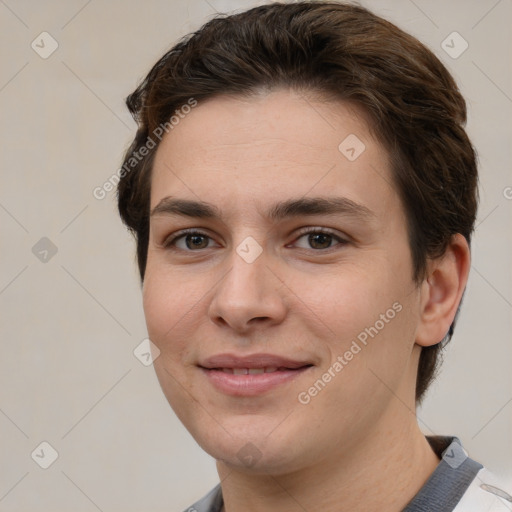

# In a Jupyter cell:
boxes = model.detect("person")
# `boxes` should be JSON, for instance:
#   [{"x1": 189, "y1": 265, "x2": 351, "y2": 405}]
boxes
[{"x1": 116, "y1": 2, "x2": 511, "y2": 510}]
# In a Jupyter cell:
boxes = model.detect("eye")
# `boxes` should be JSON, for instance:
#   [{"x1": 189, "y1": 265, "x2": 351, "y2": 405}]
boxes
[
  {"x1": 163, "y1": 229, "x2": 218, "y2": 251},
  {"x1": 291, "y1": 228, "x2": 348, "y2": 251},
  {"x1": 162, "y1": 227, "x2": 348, "y2": 253}
]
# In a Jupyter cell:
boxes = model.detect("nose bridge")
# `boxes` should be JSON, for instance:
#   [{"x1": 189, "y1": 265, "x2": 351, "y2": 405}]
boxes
[
  {"x1": 208, "y1": 239, "x2": 286, "y2": 330},
  {"x1": 220, "y1": 240, "x2": 271, "y2": 304}
]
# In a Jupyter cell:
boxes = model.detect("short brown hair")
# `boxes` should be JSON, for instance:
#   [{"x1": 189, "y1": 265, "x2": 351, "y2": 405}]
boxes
[{"x1": 117, "y1": 1, "x2": 478, "y2": 403}]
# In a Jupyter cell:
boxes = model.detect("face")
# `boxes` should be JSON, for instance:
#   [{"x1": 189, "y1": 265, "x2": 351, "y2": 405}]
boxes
[{"x1": 143, "y1": 89, "x2": 424, "y2": 474}]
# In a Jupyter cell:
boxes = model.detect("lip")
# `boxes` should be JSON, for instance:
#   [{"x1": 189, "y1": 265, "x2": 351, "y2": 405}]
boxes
[
  {"x1": 200, "y1": 353, "x2": 312, "y2": 369},
  {"x1": 199, "y1": 353, "x2": 313, "y2": 396}
]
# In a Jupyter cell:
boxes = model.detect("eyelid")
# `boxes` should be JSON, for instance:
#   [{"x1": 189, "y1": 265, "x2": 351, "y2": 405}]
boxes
[{"x1": 293, "y1": 226, "x2": 348, "y2": 242}]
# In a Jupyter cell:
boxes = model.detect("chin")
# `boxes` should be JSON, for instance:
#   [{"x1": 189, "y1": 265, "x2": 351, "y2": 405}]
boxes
[{"x1": 187, "y1": 414, "x2": 312, "y2": 475}]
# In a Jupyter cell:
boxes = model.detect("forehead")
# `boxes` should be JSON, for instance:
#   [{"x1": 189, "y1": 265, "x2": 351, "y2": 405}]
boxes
[{"x1": 150, "y1": 89, "x2": 398, "y2": 222}]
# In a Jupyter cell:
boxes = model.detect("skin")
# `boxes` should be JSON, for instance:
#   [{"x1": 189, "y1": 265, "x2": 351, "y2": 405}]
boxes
[{"x1": 143, "y1": 89, "x2": 470, "y2": 511}]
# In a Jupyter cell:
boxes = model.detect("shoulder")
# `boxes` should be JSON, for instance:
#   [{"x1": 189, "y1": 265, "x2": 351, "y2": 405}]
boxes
[
  {"x1": 182, "y1": 484, "x2": 223, "y2": 512},
  {"x1": 454, "y1": 466, "x2": 512, "y2": 511}
]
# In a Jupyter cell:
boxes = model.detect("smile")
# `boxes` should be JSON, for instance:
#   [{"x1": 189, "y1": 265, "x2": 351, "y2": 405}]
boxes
[
  {"x1": 198, "y1": 354, "x2": 314, "y2": 396},
  {"x1": 217, "y1": 367, "x2": 280, "y2": 374}
]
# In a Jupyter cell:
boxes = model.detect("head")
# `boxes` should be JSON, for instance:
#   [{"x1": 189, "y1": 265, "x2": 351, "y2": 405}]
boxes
[{"x1": 117, "y1": 1, "x2": 477, "y2": 472}]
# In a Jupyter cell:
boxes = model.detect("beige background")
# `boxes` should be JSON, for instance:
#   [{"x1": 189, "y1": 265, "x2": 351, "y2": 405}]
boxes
[{"x1": 0, "y1": 0, "x2": 511, "y2": 510}]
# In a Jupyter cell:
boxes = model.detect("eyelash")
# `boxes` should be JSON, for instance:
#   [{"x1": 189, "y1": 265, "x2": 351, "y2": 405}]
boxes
[{"x1": 162, "y1": 227, "x2": 348, "y2": 252}]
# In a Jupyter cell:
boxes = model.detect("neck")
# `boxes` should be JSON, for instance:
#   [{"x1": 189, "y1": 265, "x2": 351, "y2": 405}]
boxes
[{"x1": 217, "y1": 409, "x2": 440, "y2": 512}]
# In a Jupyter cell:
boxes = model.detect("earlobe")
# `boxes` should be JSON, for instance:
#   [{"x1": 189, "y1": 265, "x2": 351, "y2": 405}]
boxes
[{"x1": 415, "y1": 234, "x2": 471, "y2": 347}]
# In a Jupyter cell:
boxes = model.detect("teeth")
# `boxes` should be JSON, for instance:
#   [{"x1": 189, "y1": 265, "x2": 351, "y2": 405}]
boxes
[{"x1": 220, "y1": 367, "x2": 281, "y2": 374}]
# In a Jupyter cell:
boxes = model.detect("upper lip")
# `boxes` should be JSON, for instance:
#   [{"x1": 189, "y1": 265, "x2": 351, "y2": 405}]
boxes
[{"x1": 199, "y1": 353, "x2": 313, "y2": 370}]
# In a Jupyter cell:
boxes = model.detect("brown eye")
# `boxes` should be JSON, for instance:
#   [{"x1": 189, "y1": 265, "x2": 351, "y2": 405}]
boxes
[
  {"x1": 307, "y1": 232, "x2": 333, "y2": 250},
  {"x1": 293, "y1": 228, "x2": 348, "y2": 251},
  {"x1": 184, "y1": 234, "x2": 210, "y2": 249},
  {"x1": 164, "y1": 230, "x2": 216, "y2": 251}
]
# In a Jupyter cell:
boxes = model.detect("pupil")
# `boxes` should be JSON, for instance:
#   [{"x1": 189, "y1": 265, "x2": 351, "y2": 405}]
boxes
[
  {"x1": 187, "y1": 235, "x2": 207, "y2": 249},
  {"x1": 309, "y1": 233, "x2": 331, "y2": 249}
]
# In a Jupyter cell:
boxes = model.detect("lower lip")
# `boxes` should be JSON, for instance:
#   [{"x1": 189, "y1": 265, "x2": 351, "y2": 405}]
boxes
[{"x1": 201, "y1": 367, "x2": 311, "y2": 396}]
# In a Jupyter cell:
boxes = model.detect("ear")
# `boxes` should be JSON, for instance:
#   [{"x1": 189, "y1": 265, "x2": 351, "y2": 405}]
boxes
[{"x1": 415, "y1": 234, "x2": 471, "y2": 347}]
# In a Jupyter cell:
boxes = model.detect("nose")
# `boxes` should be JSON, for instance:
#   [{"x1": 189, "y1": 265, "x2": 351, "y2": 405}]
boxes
[{"x1": 207, "y1": 246, "x2": 288, "y2": 334}]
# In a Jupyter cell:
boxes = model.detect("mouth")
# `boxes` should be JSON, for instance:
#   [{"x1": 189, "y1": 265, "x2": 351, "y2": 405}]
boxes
[
  {"x1": 198, "y1": 353, "x2": 314, "y2": 396},
  {"x1": 214, "y1": 367, "x2": 293, "y2": 374}
]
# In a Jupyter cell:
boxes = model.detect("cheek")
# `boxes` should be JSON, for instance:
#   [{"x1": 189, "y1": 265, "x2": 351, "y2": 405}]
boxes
[
  {"x1": 143, "y1": 274, "x2": 170, "y2": 342},
  {"x1": 142, "y1": 263, "x2": 195, "y2": 358},
  {"x1": 313, "y1": 265, "x2": 418, "y2": 383},
  {"x1": 142, "y1": 266, "x2": 202, "y2": 418},
  {"x1": 299, "y1": 298, "x2": 418, "y2": 435},
  {"x1": 310, "y1": 266, "x2": 396, "y2": 338}
]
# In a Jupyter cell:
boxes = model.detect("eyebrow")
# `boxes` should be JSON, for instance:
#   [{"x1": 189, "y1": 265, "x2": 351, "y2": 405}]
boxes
[{"x1": 150, "y1": 196, "x2": 375, "y2": 222}]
